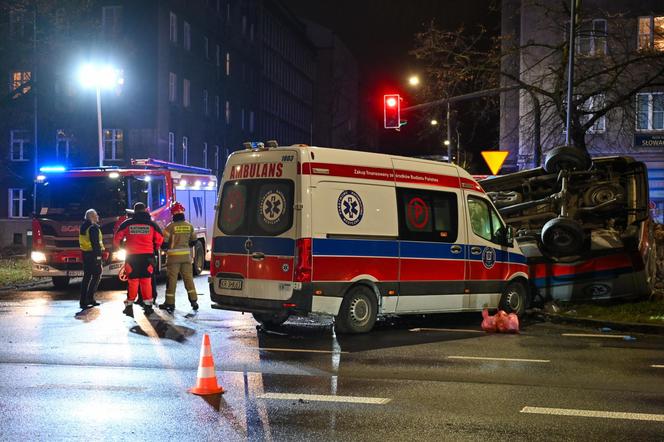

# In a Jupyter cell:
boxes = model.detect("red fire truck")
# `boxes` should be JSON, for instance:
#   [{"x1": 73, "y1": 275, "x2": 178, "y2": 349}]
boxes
[{"x1": 30, "y1": 159, "x2": 218, "y2": 289}]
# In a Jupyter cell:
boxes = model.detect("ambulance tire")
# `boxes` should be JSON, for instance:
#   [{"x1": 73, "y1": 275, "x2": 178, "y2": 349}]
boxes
[
  {"x1": 253, "y1": 312, "x2": 289, "y2": 328},
  {"x1": 52, "y1": 276, "x2": 70, "y2": 290},
  {"x1": 543, "y1": 145, "x2": 591, "y2": 173},
  {"x1": 192, "y1": 241, "x2": 205, "y2": 276},
  {"x1": 499, "y1": 281, "x2": 528, "y2": 317},
  {"x1": 335, "y1": 286, "x2": 377, "y2": 334}
]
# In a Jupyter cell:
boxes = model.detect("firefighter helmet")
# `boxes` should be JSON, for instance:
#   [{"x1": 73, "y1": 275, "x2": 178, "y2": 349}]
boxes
[{"x1": 170, "y1": 201, "x2": 185, "y2": 215}]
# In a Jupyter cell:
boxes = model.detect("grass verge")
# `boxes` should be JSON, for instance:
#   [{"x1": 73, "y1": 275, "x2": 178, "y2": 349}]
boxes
[
  {"x1": 0, "y1": 258, "x2": 35, "y2": 287},
  {"x1": 560, "y1": 301, "x2": 664, "y2": 325}
]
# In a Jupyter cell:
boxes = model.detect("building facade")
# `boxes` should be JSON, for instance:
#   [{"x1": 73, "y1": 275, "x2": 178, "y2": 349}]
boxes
[
  {"x1": 0, "y1": 0, "x2": 359, "y2": 248},
  {"x1": 500, "y1": 0, "x2": 664, "y2": 219}
]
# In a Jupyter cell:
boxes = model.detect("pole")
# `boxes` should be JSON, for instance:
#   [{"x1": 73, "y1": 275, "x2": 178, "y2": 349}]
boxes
[
  {"x1": 564, "y1": 0, "x2": 577, "y2": 144},
  {"x1": 96, "y1": 86, "x2": 103, "y2": 167},
  {"x1": 446, "y1": 102, "x2": 451, "y2": 163},
  {"x1": 32, "y1": 4, "x2": 38, "y2": 213}
]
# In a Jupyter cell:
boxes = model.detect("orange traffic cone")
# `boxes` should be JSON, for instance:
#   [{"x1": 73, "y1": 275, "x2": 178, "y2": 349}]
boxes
[{"x1": 189, "y1": 334, "x2": 225, "y2": 395}]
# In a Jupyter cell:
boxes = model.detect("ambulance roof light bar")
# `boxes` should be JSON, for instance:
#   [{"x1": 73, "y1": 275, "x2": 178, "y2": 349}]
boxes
[{"x1": 131, "y1": 158, "x2": 212, "y2": 175}]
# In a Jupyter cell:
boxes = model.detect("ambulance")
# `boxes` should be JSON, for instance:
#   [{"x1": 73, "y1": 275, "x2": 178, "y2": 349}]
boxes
[{"x1": 209, "y1": 142, "x2": 529, "y2": 333}]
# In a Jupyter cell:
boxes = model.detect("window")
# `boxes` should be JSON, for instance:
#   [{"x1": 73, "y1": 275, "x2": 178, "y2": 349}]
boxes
[
  {"x1": 636, "y1": 92, "x2": 664, "y2": 131},
  {"x1": 149, "y1": 176, "x2": 167, "y2": 209},
  {"x1": 203, "y1": 142, "x2": 208, "y2": 168},
  {"x1": 204, "y1": 36, "x2": 209, "y2": 59},
  {"x1": 184, "y1": 21, "x2": 191, "y2": 51},
  {"x1": 397, "y1": 188, "x2": 458, "y2": 243},
  {"x1": 168, "y1": 132, "x2": 175, "y2": 162},
  {"x1": 56, "y1": 129, "x2": 71, "y2": 160},
  {"x1": 11, "y1": 71, "x2": 31, "y2": 98},
  {"x1": 103, "y1": 128, "x2": 124, "y2": 160},
  {"x1": 182, "y1": 136, "x2": 188, "y2": 164},
  {"x1": 215, "y1": 95, "x2": 220, "y2": 120},
  {"x1": 241, "y1": 108, "x2": 245, "y2": 130},
  {"x1": 169, "y1": 72, "x2": 177, "y2": 102},
  {"x1": 225, "y1": 100, "x2": 231, "y2": 125},
  {"x1": 226, "y1": 52, "x2": 231, "y2": 76},
  {"x1": 242, "y1": 15, "x2": 247, "y2": 35},
  {"x1": 584, "y1": 94, "x2": 606, "y2": 133},
  {"x1": 169, "y1": 12, "x2": 177, "y2": 43},
  {"x1": 203, "y1": 89, "x2": 208, "y2": 115},
  {"x1": 639, "y1": 16, "x2": 664, "y2": 51},
  {"x1": 10, "y1": 130, "x2": 30, "y2": 161},
  {"x1": 183, "y1": 78, "x2": 190, "y2": 108},
  {"x1": 9, "y1": 188, "x2": 27, "y2": 218},
  {"x1": 9, "y1": 9, "x2": 27, "y2": 39},
  {"x1": 250, "y1": 23, "x2": 254, "y2": 42},
  {"x1": 249, "y1": 111, "x2": 255, "y2": 133},
  {"x1": 467, "y1": 196, "x2": 508, "y2": 246},
  {"x1": 577, "y1": 19, "x2": 607, "y2": 56},
  {"x1": 102, "y1": 5, "x2": 122, "y2": 38},
  {"x1": 216, "y1": 44, "x2": 221, "y2": 76}
]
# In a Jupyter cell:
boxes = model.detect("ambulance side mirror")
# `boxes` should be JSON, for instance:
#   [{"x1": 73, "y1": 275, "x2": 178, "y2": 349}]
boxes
[{"x1": 505, "y1": 225, "x2": 514, "y2": 247}]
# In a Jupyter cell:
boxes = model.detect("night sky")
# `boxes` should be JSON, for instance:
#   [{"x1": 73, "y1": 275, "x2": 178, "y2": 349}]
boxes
[{"x1": 282, "y1": 0, "x2": 500, "y2": 164}]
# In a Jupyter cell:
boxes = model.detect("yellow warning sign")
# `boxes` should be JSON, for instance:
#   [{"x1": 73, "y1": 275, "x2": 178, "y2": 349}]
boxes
[{"x1": 481, "y1": 151, "x2": 510, "y2": 175}]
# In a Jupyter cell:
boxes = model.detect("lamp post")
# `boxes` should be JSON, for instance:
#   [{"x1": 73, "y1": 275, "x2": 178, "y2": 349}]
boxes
[{"x1": 78, "y1": 64, "x2": 124, "y2": 167}]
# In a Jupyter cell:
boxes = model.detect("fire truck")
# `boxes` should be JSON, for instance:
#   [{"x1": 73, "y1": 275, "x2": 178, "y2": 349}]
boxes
[{"x1": 30, "y1": 159, "x2": 218, "y2": 289}]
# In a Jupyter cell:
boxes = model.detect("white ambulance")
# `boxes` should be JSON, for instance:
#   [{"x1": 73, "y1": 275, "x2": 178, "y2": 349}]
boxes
[{"x1": 209, "y1": 143, "x2": 529, "y2": 333}]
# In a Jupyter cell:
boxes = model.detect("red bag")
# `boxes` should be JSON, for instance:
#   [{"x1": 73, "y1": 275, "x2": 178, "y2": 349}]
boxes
[{"x1": 481, "y1": 309, "x2": 496, "y2": 332}]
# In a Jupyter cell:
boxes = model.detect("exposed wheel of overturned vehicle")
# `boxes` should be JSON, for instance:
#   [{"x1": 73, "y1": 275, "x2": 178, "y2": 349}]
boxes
[
  {"x1": 253, "y1": 311, "x2": 290, "y2": 328},
  {"x1": 582, "y1": 183, "x2": 624, "y2": 207},
  {"x1": 335, "y1": 285, "x2": 377, "y2": 334},
  {"x1": 543, "y1": 145, "x2": 592, "y2": 173},
  {"x1": 541, "y1": 216, "x2": 587, "y2": 257},
  {"x1": 499, "y1": 280, "x2": 528, "y2": 317}
]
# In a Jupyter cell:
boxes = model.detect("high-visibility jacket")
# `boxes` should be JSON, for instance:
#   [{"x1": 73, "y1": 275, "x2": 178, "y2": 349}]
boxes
[
  {"x1": 163, "y1": 220, "x2": 197, "y2": 264},
  {"x1": 79, "y1": 220, "x2": 104, "y2": 255},
  {"x1": 113, "y1": 212, "x2": 163, "y2": 255}
]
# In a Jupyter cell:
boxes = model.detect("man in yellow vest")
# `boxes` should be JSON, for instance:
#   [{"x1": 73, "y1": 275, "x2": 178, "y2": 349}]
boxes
[
  {"x1": 159, "y1": 201, "x2": 199, "y2": 313},
  {"x1": 79, "y1": 208, "x2": 104, "y2": 309}
]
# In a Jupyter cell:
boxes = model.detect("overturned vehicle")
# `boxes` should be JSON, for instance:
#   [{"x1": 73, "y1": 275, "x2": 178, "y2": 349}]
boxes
[{"x1": 479, "y1": 146, "x2": 657, "y2": 303}]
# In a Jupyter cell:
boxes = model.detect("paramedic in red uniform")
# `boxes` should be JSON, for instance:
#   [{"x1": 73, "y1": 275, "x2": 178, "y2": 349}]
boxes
[{"x1": 113, "y1": 202, "x2": 163, "y2": 316}]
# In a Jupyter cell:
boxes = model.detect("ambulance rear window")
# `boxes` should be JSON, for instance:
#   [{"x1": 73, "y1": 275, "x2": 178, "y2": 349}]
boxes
[{"x1": 219, "y1": 179, "x2": 294, "y2": 236}]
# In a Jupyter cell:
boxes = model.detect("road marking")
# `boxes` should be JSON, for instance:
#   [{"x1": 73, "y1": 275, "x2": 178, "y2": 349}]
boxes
[
  {"x1": 561, "y1": 333, "x2": 630, "y2": 339},
  {"x1": 257, "y1": 392, "x2": 390, "y2": 405},
  {"x1": 409, "y1": 327, "x2": 483, "y2": 333},
  {"x1": 521, "y1": 406, "x2": 664, "y2": 422},
  {"x1": 249, "y1": 347, "x2": 349, "y2": 354},
  {"x1": 652, "y1": 365, "x2": 664, "y2": 368},
  {"x1": 448, "y1": 356, "x2": 550, "y2": 363}
]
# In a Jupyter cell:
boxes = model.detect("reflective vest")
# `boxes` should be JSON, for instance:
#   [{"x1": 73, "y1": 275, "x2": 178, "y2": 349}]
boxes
[
  {"x1": 164, "y1": 220, "x2": 196, "y2": 264},
  {"x1": 79, "y1": 224, "x2": 104, "y2": 252}
]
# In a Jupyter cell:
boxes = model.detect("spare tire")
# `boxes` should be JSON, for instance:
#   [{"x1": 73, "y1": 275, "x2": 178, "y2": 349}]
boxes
[
  {"x1": 543, "y1": 145, "x2": 591, "y2": 173},
  {"x1": 541, "y1": 217, "x2": 587, "y2": 257}
]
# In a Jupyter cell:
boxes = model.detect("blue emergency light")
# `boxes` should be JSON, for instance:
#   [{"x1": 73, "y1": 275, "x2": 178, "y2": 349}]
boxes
[{"x1": 39, "y1": 165, "x2": 66, "y2": 173}]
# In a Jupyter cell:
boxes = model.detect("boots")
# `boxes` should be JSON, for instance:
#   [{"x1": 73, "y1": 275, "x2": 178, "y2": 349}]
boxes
[
  {"x1": 143, "y1": 304, "x2": 154, "y2": 315},
  {"x1": 190, "y1": 301, "x2": 199, "y2": 311},
  {"x1": 122, "y1": 304, "x2": 133, "y2": 317},
  {"x1": 159, "y1": 302, "x2": 175, "y2": 314}
]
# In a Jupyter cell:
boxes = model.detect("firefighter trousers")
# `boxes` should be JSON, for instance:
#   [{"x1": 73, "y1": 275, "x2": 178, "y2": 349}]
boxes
[{"x1": 165, "y1": 262, "x2": 197, "y2": 305}]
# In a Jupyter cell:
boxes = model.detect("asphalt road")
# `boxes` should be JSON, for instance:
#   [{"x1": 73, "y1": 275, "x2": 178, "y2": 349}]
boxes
[{"x1": 1, "y1": 274, "x2": 663, "y2": 441}]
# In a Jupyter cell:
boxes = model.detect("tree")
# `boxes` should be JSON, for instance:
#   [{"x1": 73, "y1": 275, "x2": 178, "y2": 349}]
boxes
[{"x1": 410, "y1": 0, "x2": 664, "y2": 164}]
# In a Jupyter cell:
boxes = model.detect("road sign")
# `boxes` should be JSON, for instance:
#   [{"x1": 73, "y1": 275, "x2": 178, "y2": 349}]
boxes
[{"x1": 481, "y1": 151, "x2": 509, "y2": 175}]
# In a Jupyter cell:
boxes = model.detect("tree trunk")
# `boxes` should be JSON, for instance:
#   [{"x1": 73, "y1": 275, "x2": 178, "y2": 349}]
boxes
[{"x1": 571, "y1": 126, "x2": 588, "y2": 152}]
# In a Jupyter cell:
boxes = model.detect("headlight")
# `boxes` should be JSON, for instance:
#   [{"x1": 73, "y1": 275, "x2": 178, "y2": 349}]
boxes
[
  {"x1": 31, "y1": 251, "x2": 47, "y2": 263},
  {"x1": 113, "y1": 249, "x2": 127, "y2": 261}
]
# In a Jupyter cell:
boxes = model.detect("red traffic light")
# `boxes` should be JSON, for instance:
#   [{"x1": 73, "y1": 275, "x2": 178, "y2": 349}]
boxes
[{"x1": 383, "y1": 94, "x2": 401, "y2": 129}]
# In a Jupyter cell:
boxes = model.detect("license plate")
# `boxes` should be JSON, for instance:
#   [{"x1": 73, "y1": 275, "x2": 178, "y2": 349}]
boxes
[
  {"x1": 219, "y1": 278, "x2": 243, "y2": 290},
  {"x1": 67, "y1": 271, "x2": 84, "y2": 277}
]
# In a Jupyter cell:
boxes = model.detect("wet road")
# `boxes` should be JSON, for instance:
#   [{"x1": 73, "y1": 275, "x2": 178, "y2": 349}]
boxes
[{"x1": 1, "y1": 274, "x2": 664, "y2": 441}]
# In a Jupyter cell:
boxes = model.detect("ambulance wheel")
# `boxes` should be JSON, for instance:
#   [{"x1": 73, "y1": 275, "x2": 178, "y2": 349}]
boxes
[
  {"x1": 192, "y1": 241, "x2": 205, "y2": 276},
  {"x1": 499, "y1": 281, "x2": 528, "y2": 317},
  {"x1": 253, "y1": 312, "x2": 289, "y2": 328},
  {"x1": 543, "y1": 145, "x2": 591, "y2": 173},
  {"x1": 52, "y1": 276, "x2": 70, "y2": 290},
  {"x1": 541, "y1": 217, "x2": 586, "y2": 257},
  {"x1": 335, "y1": 286, "x2": 377, "y2": 334}
]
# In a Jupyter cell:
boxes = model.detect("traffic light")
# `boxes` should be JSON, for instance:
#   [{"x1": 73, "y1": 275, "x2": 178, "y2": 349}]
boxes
[{"x1": 383, "y1": 94, "x2": 401, "y2": 129}]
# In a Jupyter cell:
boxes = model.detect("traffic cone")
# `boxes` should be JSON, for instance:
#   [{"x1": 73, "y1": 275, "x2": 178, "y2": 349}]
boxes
[{"x1": 189, "y1": 334, "x2": 224, "y2": 395}]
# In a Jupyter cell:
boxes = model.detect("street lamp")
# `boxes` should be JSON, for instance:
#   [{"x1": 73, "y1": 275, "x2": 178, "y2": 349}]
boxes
[
  {"x1": 430, "y1": 119, "x2": 439, "y2": 126},
  {"x1": 78, "y1": 63, "x2": 124, "y2": 167},
  {"x1": 408, "y1": 75, "x2": 420, "y2": 87}
]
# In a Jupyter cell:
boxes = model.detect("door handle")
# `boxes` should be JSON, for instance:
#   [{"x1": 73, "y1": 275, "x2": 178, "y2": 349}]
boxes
[
  {"x1": 450, "y1": 245, "x2": 463, "y2": 254},
  {"x1": 251, "y1": 252, "x2": 265, "y2": 261},
  {"x1": 471, "y1": 246, "x2": 482, "y2": 255}
]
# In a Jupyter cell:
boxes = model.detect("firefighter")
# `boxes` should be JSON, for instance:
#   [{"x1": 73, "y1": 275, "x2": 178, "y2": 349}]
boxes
[
  {"x1": 79, "y1": 208, "x2": 104, "y2": 309},
  {"x1": 159, "y1": 201, "x2": 199, "y2": 314},
  {"x1": 113, "y1": 202, "x2": 163, "y2": 316}
]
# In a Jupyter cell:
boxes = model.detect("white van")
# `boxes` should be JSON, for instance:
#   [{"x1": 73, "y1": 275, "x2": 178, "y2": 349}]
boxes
[{"x1": 209, "y1": 143, "x2": 529, "y2": 333}]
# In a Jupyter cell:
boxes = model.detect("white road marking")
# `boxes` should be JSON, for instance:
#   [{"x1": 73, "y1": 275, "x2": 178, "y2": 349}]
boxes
[
  {"x1": 409, "y1": 327, "x2": 483, "y2": 333},
  {"x1": 249, "y1": 347, "x2": 349, "y2": 354},
  {"x1": 651, "y1": 365, "x2": 664, "y2": 368},
  {"x1": 561, "y1": 333, "x2": 630, "y2": 339},
  {"x1": 448, "y1": 356, "x2": 550, "y2": 363},
  {"x1": 257, "y1": 392, "x2": 390, "y2": 405},
  {"x1": 521, "y1": 406, "x2": 664, "y2": 422}
]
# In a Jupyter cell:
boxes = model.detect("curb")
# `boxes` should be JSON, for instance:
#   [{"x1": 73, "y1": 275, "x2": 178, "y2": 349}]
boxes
[
  {"x1": 543, "y1": 312, "x2": 664, "y2": 336},
  {"x1": 0, "y1": 278, "x2": 52, "y2": 292}
]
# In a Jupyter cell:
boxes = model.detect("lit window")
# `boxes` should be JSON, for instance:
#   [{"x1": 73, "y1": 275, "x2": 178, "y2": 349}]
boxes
[
  {"x1": 638, "y1": 16, "x2": 664, "y2": 51},
  {"x1": 56, "y1": 129, "x2": 71, "y2": 160},
  {"x1": 102, "y1": 5, "x2": 122, "y2": 38},
  {"x1": 169, "y1": 72, "x2": 177, "y2": 102},
  {"x1": 8, "y1": 188, "x2": 27, "y2": 218},
  {"x1": 203, "y1": 89, "x2": 209, "y2": 115},
  {"x1": 10, "y1": 130, "x2": 30, "y2": 161},
  {"x1": 577, "y1": 19, "x2": 607, "y2": 56},
  {"x1": 103, "y1": 128, "x2": 124, "y2": 160},
  {"x1": 168, "y1": 132, "x2": 175, "y2": 162},
  {"x1": 184, "y1": 21, "x2": 191, "y2": 51},
  {"x1": 636, "y1": 92, "x2": 664, "y2": 131},
  {"x1": 169, "y1": 12, "x2": 177, "y2": 43},
  {"x1": 11, "y1": 71, "x2": 31, "y2": 98},
  {"x1": 183, "y1": 78, "x2": 190, "y2": 108},
  {"x1": 182, "y1": 136, "x2": 189, "y2": 164},
  {"x1": 226, "y1": 52, "x2": 230, "y2": 76}
]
